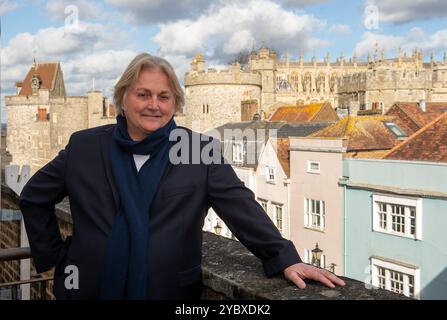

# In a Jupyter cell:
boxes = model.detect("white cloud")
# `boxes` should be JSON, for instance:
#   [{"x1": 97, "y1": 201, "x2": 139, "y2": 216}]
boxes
[
  {"x1": 365, "y1": 0, "x2": 447, "y2": 24},
  {"x1": 62, "y1": 49, "x2": 138, "y2": 96},
  {"x1": 161, "y1": 54, "x2": 193, "y2": 84},
  {"x1": 46, "y1": 0, "x2": 101, "y2": 21},
  {"x1": 1, "y1": 22, "x2": 129, "y2": 66},
  {"x1": 354, "y1": 28, "x2": 447, "y2": 58},
  {"x1": 283, "y1": 0, "x2": 329, "y2": 7},
  {"x1": 329, "y1": 24, "x2": 351, "y2": 33},
  {"x1": 0, "y1": 0, "x2": 17, "y2": 15},
  {"x1": 153, "y1": 0, "x2": 327, "y2": 62},
  {"x1": 1, "y1": 21, "x2": 137, "y2": 98},
  {"x1": 105, "y1": 0, "x2": 212, "y2": 24}
]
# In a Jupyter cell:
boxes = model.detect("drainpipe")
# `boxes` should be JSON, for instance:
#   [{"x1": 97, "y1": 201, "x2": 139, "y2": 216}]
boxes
[
  {"x1": 338, "y1": 176, "x2": 348, "y2": 277},
  {"x1": 343, "y1": 182, "x2": 347, "y2": 276},
  {"x1": 284, "y1": 178, "x2": 291, "y2": 239}
]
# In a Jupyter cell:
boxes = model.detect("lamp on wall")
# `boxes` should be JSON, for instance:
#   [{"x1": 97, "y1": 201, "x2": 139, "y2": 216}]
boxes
[
  {"x1": 328, "y1": 263, "x2": 336, "y2": 273},
  {"x1": 311, "y1": 243, "x2": 323, "y2": 267},
  {"x1": 311, "y1": 243, "x2": 337, "y2": 273}
]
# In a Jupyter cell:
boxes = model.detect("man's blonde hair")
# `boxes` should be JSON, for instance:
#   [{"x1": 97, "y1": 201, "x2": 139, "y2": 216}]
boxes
[{"x1": 114, "y1": 53, "x2": 184, "y2": 115}]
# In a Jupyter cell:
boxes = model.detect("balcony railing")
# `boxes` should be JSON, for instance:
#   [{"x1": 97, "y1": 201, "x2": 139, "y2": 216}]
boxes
[{"x1": 0, "y1": 247, "x2": 53, "y2": 300}]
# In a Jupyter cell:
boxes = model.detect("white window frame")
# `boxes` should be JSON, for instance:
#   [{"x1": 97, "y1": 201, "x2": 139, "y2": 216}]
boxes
[
  {"x1": 371, "y1": 257, "x2": 420, "y2": 299},
  {"x1": 273, "y1": 204, "x2": 283, "y2": 234},
  {"x1": 232, "y1": 142, "x2": 243, "y2": 163},
  {"x1": 258, "y1": 198, "x2": 268, "y2": 213},
  {"x1": 307, "y1": 160, "x2": 320, "y2": 174},
  {"x1": 304, "y1": 198, "x2": 325, "y2": 231},
  {"x1": 304, "y1": 249, "x2": 311, "y2": 264},
  {"x1": 266, "y1": 165, "x2": 276, "y2": 183},
  {"x1": 372, "y1": 194, "x2": 422, "y2": 240}
]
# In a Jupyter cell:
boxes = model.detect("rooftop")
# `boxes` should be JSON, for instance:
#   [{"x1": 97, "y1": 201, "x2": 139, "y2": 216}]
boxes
[
  {"x1": 269, "y1": 102, "x2": 339, "y2": 123},
  {"x1": 383, "y1": 112, "x2": 447, "y2": 163},
  {"x1": 310, "y1": 115, "x2": 404, "y2": 154},
  {"x1": 272, "y1": 138, "x2": 290, "y2": 177},
  {"x1": 17, "y1": 62, "x2": 60, "y2": 96},
  {"x1": 386, "y1": 102, "x2": 447, "y2": 135},
  {"x1": 210, "y1": 121, "x2": 333, "y2": 169}
]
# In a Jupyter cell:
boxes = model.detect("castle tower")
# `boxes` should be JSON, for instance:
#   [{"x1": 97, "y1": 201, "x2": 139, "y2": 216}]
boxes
[
  {"x1": 87, "y1": 90, "x2": 104, "y2": 128},
  {"x1": 6, "y1": 61, "x2": 116, "y2": 174},
  {"x1": 184, "y1": 55, "x2": 262, "y2": 132},
  {"x1": 248, "y1": 47, "x2": 277, "y2": 109},
  {"x1": 190, "y1": 54, "x2": 205, "y2": 72},
  {"x1": 432, "y1": 62, "x2": 447, "y2": 101}
]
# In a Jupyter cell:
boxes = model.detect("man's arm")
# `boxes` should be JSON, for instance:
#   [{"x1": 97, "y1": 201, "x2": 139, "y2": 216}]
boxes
[
  {"x1": 206, "y1": 160, "x2": 301, "y2": 277},
  {"x1": 206, "y1": 160, "x2": 346, "y2": 289},
  {"x1": 19, "y1": 144, "x2": 70, "y2": 273}
]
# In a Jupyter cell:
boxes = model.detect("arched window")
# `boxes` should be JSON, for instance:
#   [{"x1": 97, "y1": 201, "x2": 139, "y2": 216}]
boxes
[{"x1": 291, "y1": 73, "x2": 300, "y2": 91}]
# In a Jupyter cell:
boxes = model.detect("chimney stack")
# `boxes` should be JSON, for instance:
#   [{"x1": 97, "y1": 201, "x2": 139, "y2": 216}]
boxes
[{"x1": 419, "y1": 91, "x2": 426, "y2": 112}]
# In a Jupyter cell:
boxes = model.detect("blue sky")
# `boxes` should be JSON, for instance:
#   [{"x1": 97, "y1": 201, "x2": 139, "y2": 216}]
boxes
[{"x1": 1, "y1": 0, "x2": 447, "y2": 122}]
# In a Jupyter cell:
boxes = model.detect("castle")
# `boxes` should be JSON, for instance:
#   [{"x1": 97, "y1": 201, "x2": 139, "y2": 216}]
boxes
[
  {"x1": 338, "y1": 50, "x2": 447, "y2": 114},
  {"x1": 182, "y1": 47, "x2": 447, "y2": 132},
  {"x1": 6, "y1": 47, "x2": 447, "y2": 171},
  {"x1": 5, "y1": 62, "x2": 116, "y2": 174}
]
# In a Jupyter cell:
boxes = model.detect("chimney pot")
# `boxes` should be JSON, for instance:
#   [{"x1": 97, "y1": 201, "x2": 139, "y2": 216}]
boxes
[{"x1": 419, "y1": 99, "x2": 426, "y2": 112}]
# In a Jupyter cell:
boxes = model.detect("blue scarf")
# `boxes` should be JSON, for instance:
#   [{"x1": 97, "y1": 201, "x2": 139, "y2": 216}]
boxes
[{"x1": 100, "y1": 114, "x2": 176, "y2": 300}]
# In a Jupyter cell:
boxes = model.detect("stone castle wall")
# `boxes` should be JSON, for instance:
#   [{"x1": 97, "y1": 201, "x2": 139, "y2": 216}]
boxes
[
  {"x1": 183, "y1": 49, "x2": 447, "y2": 129},
  {"x1": 185, "y1": 83, "x2": 261, "y2": 132},
  {"x1": 336, "y1": 59, "x2": 445, "y2": 113},
  {"x1": 183, "y1": 49, "x2": 373, "y2": 130},
  {"x1": 6, "y1": 91, "x2": 115, "y2": 175}
]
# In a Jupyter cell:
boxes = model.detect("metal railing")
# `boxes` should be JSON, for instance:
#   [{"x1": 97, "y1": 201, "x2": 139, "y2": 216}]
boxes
[{"x1": 0, "y1": 247, "x2": 53, "y2": 300}]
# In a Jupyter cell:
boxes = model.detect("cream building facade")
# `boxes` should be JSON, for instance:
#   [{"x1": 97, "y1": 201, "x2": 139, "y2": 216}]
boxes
[{"x1": 289, "y1": 137, "x2": 346, "y2": 275}]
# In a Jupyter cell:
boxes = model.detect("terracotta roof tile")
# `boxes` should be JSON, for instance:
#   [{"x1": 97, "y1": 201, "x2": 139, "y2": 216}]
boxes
[
  {"x1": 272, "y1": 138, "x2": 290, "y2": 177},
  {"x1": 18, "y1": 63, "x2": 59, "y2": 96},
  {"x1": 310, "y1": 115, "x2": 403, "y2": 152},
  {"x1": 386, "y1": 102, "x2": 447, "y2": 135},
  {"x1": 269, "y1": 102, "x2": 338, "y2": 122},
  {"x1": 383, "y1": 112, "x2": 447, "y2": 163}
]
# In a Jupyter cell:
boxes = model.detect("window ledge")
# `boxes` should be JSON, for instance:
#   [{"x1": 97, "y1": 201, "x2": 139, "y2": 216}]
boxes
[
  {"x1": 373, "y1": 229, "x2": 420, "y2": 241},
  {"x1": 304, "y1": 226, "x2": 325, "y2": 233}
]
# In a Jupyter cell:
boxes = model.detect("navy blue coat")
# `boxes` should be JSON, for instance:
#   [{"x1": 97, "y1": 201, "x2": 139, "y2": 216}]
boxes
[{"x1": 19, "y1": 124, "x2": 301, "y2": 299}]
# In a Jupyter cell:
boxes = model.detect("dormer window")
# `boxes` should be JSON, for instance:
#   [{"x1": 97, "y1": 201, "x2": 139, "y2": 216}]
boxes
[
  {"x1": 266, "y1": 166, "x2": 275, "y2": 183},
  {"x1": 384, "y1": 121, "x2": 407, "y2": 140}
]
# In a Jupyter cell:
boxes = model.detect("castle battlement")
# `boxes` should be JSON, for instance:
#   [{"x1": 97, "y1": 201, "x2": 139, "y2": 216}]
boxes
[
  {"x1": 338, "y1": 68, "x2": 432, "y2": 92},
  {"x1": 278, "y1": 61, "x2": 369, "y2": 68},
  {"x1": 5, "y1": 94, "x2": 50, "y2": 106},
  {"x1": 185, "y1": 69, "x2": 262, "y2": 87}
]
